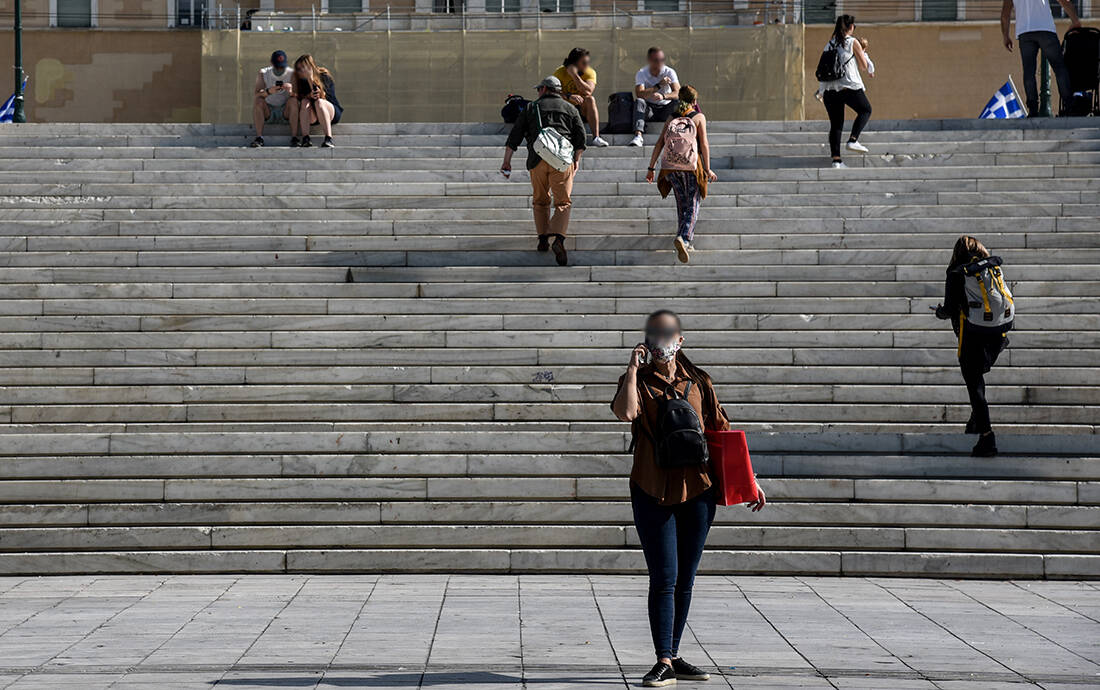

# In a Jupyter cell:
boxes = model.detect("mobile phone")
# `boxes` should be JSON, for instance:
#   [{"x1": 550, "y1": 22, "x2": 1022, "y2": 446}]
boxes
[{"x1": 275, "y1": 80, "x2": 283, "y2": 87}]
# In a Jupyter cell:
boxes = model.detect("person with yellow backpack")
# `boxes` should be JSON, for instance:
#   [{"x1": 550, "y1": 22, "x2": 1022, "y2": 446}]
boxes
[{"x1": 934, "y1": 236, "x2": 1015, "y2": 457}]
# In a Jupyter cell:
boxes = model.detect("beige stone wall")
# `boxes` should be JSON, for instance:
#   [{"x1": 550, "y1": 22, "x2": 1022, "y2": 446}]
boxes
[
  {"x1": 804, "y1": 20, "x2": 1100, "y2": 120},
  {"x1": 200, "y1": 24, "x2": 806, "y2": 123},
  {"x1": 0, "y1": 30, "x2": 201, "y2": 122}
]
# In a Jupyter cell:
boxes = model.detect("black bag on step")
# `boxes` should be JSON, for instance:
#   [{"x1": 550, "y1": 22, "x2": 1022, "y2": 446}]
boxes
[{"x1": 605, "y1": 91, "x2": 636, "y2": 134}]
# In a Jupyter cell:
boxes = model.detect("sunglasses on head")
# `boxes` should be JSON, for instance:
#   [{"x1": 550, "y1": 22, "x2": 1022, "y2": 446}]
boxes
[{"x1": 645, "y1": 327, "x2": 679, "y2": 339}]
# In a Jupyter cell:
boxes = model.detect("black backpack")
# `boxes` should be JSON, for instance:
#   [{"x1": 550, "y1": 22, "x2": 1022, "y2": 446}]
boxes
[
  {"x1": 815, "y1": 38, "x2": 853, "y2": 82},
  {"x1": 604, "y1": 91, "x2": 636, "y2": 134},
  {"x1": 501, "y1": 95, "x2": 530, "y2": 124},
  {"x1": 633, "y1": 380, "x2": 709, "y2": 469}
]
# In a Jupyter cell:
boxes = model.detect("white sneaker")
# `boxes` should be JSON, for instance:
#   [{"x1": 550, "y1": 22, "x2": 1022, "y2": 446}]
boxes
[
  {"x1": 591, "y1": 136, "x2": 610, "y2": 147},
  {"x1": 831, "y1": 161, "x2": 847, "y2": 169},
  {"x1": 846, "y1": 140, "x2": 869, "y2": 153},
  {"x1": 628, "y1": 134, "x2": 644, "y2": 147}
]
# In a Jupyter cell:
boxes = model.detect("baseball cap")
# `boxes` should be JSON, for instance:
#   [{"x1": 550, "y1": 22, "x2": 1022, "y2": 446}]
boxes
[
  {"x1": 271, "y1": 50, "x2": 288, "y2": 68},
  {"x1": 535, "y1": 76, "x2": 561, "y2": 92}
]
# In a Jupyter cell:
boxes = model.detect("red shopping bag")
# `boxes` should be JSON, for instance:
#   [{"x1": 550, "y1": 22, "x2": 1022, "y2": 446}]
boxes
[{"x1": 705, "y1": 430, "x2": 759, "y2": 506}]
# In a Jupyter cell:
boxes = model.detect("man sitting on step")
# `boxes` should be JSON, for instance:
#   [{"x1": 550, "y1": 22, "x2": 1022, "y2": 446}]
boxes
[
  {"x1": 250, "y1": 50, "x2": 297, "y2": 148},
  {"x1": 501, "y1": 76, "x2": 587, "y2": 267}
]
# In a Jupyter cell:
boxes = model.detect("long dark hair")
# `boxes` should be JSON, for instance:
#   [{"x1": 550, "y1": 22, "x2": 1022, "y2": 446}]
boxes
[
  {"x1": 949, "y1": 235, "x2": 990, "y2": 270},
  {"x1": 646, "y1": 309, "x2": 720, "y2": 425},
  {"x1": 832, "y1": 14, "x2": 856, "y2": 45},
  {"x1": 563, "y1": 47, "x2": 589, "y2": 67}
]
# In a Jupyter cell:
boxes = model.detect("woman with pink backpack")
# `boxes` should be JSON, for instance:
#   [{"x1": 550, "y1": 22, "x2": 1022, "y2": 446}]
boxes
[{"x1": 645, "y1": 86, "x2": 717, "y2": 264}]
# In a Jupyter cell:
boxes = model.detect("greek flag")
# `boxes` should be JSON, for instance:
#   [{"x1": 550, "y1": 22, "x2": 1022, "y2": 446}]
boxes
[
  {"x1": 0, "y1": 78, "x2": 27, "y2": 123},
  {"x1": 979, "y1": 77, "x2": 1026, "y2": 119}
]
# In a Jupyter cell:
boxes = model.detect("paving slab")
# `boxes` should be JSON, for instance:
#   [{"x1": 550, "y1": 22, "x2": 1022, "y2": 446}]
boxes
[{"x1": 0, "y1": 575, "x2": 1090, "y2": 689}]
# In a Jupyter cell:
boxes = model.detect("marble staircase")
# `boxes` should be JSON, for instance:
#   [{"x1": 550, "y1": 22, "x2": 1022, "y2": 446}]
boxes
[{"x1": 0, "y1": 118, "x2": 1097, "y2": 577}]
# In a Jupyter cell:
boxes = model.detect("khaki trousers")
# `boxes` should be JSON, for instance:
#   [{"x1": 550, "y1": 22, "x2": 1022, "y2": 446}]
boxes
[{"x1": 529, "y1": 159, "x2": 575, "y2": 237}]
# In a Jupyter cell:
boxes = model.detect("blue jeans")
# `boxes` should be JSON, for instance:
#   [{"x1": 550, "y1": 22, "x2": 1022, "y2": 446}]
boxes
[{"x1": 631, "y1": 482, "x2": 717, "y2": 660}]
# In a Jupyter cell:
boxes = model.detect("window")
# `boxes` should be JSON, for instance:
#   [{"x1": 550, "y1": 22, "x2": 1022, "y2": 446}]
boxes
[
  {"x1": 803, "y1": 0, "x2": 836, "y2": 24},
  {"x1": 328, "y1": 0, "x2": 362, "y2": 12},
  {"x1": 1052, "y1": 0, "x2": 1083, "y2": 18},
  {"x1": 644, "y1": 0, "x2": 678, "y2": 9},
  {"x1": 433, "y1": 0, "x2": 463, "y2": 11},
  {"x1": 176, "y1": 0, "x2": 209, "y2": 26},
  {"x1": 486, "y1": 0, "x2": 521, "y2": 11},
  {"x1": 539, "y1": 0, "x2": 574, "y2": 11},
  {"x1": 56, "y1": 0, "x2": 92, "y2": 27},
  {"x1": 921, "y1": 0, "x2": 957, "y2": 21}
]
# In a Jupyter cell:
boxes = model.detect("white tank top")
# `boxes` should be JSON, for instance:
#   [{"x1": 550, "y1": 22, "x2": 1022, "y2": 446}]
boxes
[
  {"x1": 261, "y1": 65, "x2": 293, "y2": 106},
  {"x1": 820, "y1": 36, "x2": 865, "y2": 92}
]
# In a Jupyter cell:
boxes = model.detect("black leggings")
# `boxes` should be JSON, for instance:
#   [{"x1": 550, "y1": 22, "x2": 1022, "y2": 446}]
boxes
[
  {"x1": 959, "y1": 325, "x2": 1009, "y2": 434},
  {"x1": 822, "y1": 88, "x2": 871, "y2": 159}
]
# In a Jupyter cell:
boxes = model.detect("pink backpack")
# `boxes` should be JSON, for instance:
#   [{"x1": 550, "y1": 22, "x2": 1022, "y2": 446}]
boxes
[{"x1": 661, "y1": 116, "x2": 699, "y2": 171}]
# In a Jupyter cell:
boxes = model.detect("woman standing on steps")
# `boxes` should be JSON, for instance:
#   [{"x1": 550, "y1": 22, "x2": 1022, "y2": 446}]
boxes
[
  {"x1": 645, "y1": 86, "x2": 717, "y2": 265},
  {"x1": 934, "y1": 236, "x2": 1015, "y2": 457},
  {"x1": 817, "y1": 14, "x2": 874, "y2": 169},
  {"x1": 611, "y1": 310, "x2": 766, "y2": 688}
]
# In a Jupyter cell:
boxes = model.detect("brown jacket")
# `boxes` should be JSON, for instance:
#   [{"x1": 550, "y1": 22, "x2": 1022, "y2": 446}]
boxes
[{"x1": 612, "y1": 363, "x2": 729, "y2": 505}]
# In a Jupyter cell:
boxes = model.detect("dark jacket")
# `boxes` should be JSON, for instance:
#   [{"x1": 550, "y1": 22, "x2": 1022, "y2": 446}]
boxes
[
  {"x1": 935, "y1": 256, "x2": 1013, "y2": 337},
  {"x1": 505, "y1": 93, "x2": 587, "y2": 171}
]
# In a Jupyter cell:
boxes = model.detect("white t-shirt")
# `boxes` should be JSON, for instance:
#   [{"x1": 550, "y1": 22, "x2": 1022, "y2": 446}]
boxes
[
  {"x1": 261, "y1": 65, "x2": 293, "y2": 107},
  {"x1": 1012, "y1": 0, "x2": 1057, "y2": 36},
  {"x1": 635, "y1": 65, "x2": 680, "y2": 104}
]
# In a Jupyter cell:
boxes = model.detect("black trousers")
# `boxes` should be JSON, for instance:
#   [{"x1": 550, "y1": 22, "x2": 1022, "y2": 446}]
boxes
[
  {"x1": 822, "y1": 88, "x2": 872, "y2": 159},
  {"x1": 1018, "y1": 30, "x2": 1073, "y2": 114},
  {"x1": 958, "y1": 323, "x2": 1009, "y2": 434}
]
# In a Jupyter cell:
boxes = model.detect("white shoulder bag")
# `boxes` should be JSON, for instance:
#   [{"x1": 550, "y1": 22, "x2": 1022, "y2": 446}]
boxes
[{"x1": 532, "y1": 102, "x2": 575, "y2": 173}]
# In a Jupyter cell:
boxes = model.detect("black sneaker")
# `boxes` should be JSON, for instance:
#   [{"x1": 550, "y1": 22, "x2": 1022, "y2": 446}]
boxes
[
  {"x1": 537, "y1": 235, "x2": 549, "y2": 252},
  {"x1": 671, "y1": 658, "x2": 710, "y2": 681},
  {"x1": 642, "y1": 662, "x2": 676, "y2": 687},
  {"x1": 250, "y1": 136, "x2": 264, "y2": 148},
  {"x1": 301, "y1": 135, "x2": 313, "y2": 148},
  {"x1": 289, "y1": 136, "x2": 301, "y2": 148},
  {"x1": 971, "y1": 432, "x2": 997, "y2": 457},
  {"x1": 551, "y1": 236, "x2": 568, "y2": 266},
  {"x1": 321, "y1": 136, "x2": 335, "y2": 148}
]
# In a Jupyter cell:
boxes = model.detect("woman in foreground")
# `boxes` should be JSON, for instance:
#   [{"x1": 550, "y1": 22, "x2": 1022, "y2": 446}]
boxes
[{"x1": 612, "y1": 310, "x2": 766, "y2": 687}]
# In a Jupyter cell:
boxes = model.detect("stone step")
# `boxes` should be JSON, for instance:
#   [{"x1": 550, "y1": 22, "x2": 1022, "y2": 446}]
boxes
[
  {"x1": 0, "y1": 523, "x2": 1094, "y2": 554},
  {"x1": 4, "y1": 168, "x2": 1098, "y2": 192},
  {"x1": 0, "y1": 476, "x2": 1092, "y2": 503},
  {"x1": 7, "y1": 116, "x2": 1097, "y2": 135},
  {"x1": 0, "y1": 429, "x2": 1096, "y2": 456},
  {"x1": 0, "y1": 453, "x2": 1094, "y2": 480},
  {"x1": 0, "y1": 278, "x2": 1091, "y2": 299},
  {"x1": 3, "y1": 500, "x2": 1096, "y2": 528},
  {"x1": 0, "y1": 547, "x2": 1093, "y2": 577},
  {"x1": 6, "y1": 231, "x2": 1100, "y2": 254}
]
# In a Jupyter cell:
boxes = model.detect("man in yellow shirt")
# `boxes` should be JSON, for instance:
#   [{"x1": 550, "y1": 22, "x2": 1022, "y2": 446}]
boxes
[{"x1": 552, "y1": 48, "x2": 609, "y2": 147}]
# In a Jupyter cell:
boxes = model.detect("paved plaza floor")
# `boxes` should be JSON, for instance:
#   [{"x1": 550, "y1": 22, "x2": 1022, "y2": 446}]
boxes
[{"x1": 0, "y1": 575, "x2": 1097, "y2": 689}]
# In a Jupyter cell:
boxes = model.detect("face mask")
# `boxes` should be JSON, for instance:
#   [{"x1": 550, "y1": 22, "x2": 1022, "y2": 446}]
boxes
[{"x1": 645, "y1": 336, "x2": 681, "y2": 362}]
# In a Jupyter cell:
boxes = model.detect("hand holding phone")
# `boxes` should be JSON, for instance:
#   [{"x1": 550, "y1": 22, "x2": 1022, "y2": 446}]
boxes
[{"x1": 629, "y1": 343, "x2": 649, "y2": 370}]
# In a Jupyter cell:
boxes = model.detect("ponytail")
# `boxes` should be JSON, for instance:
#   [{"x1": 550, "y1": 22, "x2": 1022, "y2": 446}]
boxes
[
  {"x1": 674, "y1": 84, "x2": 699, "y2": 117},
  {"x1": 832, "y1": 14, "x2": 856, "y2": 45}
]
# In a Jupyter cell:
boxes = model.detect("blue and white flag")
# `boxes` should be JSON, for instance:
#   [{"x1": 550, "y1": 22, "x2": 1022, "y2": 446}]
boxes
[
  {"x1": 979, "y1": 77, "x2": 1026, "y2": 119},
  {"x1": 0, "y1": 78, "x2": 28, "y2": 123}
]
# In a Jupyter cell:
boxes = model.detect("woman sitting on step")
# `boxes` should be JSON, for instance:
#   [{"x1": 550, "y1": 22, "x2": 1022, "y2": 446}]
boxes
[
  {"x1": 611, "y1": 309, "x2": 766, "y2": 688},
  {"x1": 934, "y1": 236, "x2": 1015, "y2": 457},
  {"x1": 645, "y1": 86, "x2": 716, "y2": 265},
  {"x1": 292, "y1": 54, "x2": 343, "y2": 149}
]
